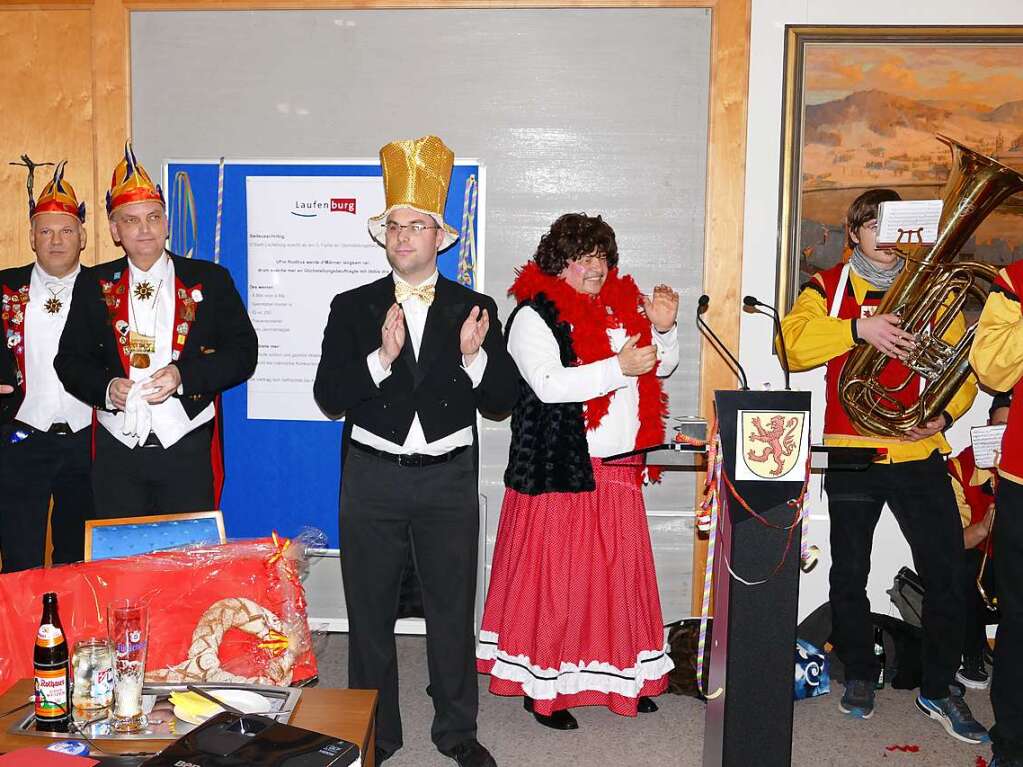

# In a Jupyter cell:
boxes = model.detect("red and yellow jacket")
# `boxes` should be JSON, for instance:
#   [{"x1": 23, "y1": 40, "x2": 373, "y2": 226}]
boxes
[
  {"x1": 780, "y1": 262, "x2": 976, "y2": 463},
  {"x1": 948, "y1": 446, "x2": 996, "y2": 529},
  {"x1": 969, "y1": 261, "x2": 1023, "y2": 485}
]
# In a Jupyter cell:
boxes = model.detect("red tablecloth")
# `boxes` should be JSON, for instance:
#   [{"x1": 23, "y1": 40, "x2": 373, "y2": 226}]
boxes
[{"x1": 0, "y1": 537, "x2": 317, "y2": 694}]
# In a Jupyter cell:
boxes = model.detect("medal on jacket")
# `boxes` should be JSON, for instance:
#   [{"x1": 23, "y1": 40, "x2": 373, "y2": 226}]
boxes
[
  {"x1": 127, "y1": 276, "x2": 163, "y2": 369},
  {"x1": 127, "y1": 331, "x2": 156, "y2": 369},
  {"x1": 44, "y1": 284, "x2": 66, "y2": 315}
]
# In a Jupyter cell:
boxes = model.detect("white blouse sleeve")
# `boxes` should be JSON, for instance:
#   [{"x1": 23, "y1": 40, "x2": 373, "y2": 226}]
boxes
[
  {"x1": 652, "y1": 323, "x2": 680, "y2": 377},
  {"x1": 508, "y1": 306, "x2": 628, "y2": 405}
]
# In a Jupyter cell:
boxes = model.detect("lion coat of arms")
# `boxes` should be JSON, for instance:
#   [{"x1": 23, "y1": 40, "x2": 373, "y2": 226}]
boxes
[{"x1": 740, "y1": 411, "x2": 806, "y2": 479}]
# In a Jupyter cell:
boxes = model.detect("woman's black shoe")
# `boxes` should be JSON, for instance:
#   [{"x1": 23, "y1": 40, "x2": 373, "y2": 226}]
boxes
[
  {"x1": 523, "y1": 697, "x2": 579, "y2": 730},
  {"x1": 637, "y1": 696, "x2": 659, "y2": 713}
]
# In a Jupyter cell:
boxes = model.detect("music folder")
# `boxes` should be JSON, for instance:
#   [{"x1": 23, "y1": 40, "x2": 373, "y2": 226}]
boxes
[{"x1": 141, "y1": 712, "x2": 359, "y2": 767}]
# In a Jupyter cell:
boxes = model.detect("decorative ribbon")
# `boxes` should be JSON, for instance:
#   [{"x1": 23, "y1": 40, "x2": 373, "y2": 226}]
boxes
[
  {"x1": 257, "y1": 628, "x2": 290, "y2": 655},
  {"x1": 695, "y1": 430, "x2": 723, "y2": 700},
  {"x1": 266, "y1": 531, "x2": 291, "y2": 567},
  {"x1": 170, "y1": 170, "x2": 198, "y2": 259},
  {"x1": 265, "y1": 530, "x2": 306, "y2": 613},
  {"x1": 213, "y1": 156, "x2": 226, "y2": 265},
  {"x1": 694, "y1": 419, "x2": 816, "y2": 696},
  {"x1": 456, "y1": 174, "x2": 478, "y2": 287}
]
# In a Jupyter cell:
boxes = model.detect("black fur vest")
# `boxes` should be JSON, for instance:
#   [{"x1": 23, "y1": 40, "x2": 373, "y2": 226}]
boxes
[{"x1": 503, "y1": 294, "x2": 595, "y2": 495}]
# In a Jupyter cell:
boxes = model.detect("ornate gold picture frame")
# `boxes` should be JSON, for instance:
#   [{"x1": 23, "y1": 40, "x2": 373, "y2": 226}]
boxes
[{"x1": 777, "y1": 25, "x2": 1023, "y2": 312}]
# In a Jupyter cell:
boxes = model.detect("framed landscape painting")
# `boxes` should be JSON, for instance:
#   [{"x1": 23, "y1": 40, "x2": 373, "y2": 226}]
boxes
[{"x1": 777, "y1": 26, "x2": 1023, "y2": 312}]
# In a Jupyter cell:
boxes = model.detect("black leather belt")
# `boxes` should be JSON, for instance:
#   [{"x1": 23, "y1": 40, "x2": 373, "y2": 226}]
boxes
[
  {"x1": 141, "y1": 432, "x2": 164, "y2": 448},
  {"x1": 350, "y1": 440, "x2": 468, "y2": 467}
]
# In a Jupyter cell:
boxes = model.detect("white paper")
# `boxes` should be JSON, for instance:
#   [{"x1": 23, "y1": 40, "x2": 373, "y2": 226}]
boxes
[
  {"x1": 246, "y1": 176, "x2": 388, "y2": 421},
  {"x1": 971, "y1": 423, "x2": 1007, "y2": 469},
  {"x1": 875, "y1": 200, "x2": 943, "y2": 246}
]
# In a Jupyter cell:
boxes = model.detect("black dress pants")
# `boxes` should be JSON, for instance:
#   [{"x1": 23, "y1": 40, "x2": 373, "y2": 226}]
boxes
[
  {"x1": 0, "y1": 424, "x2": 92, "y2": 572},
  {"x1": 824, "y1": 450, "x2": 965, "y2": 699},
  {"x1": 339, "y1": 444, "x2": 479, "y2": 758},
  {"x1": 991, "y1": 478, "x2": 1023, "y2": 760},
  {"x1": 91, "y1": 424, "x2": 214, "y2": 518},
  {"x1": 961, "y1": 546, "x2": 996, "y2": 660}
]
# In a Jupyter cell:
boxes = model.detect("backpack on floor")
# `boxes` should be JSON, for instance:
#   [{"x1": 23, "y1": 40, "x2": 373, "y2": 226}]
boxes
[
  {"x1": 887, "y1": 566, "x2": 924, "y2": 629},
  {"x1": 664, "y1": 618, "x2": 712, "y2": 699}
]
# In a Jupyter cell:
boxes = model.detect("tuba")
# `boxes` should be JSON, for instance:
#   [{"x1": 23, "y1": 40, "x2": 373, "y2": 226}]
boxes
[{"x1": 839, "y1": 135, "x2": 1023, "y2": 437}]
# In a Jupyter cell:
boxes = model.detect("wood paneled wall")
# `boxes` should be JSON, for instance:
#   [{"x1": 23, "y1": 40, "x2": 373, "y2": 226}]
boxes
[
  {"x1": 0, "y1": 0, "x2": 749, "y2": 606},
  {"x1": 1, "y1": 0, "x2": 129, "y2": 267}
]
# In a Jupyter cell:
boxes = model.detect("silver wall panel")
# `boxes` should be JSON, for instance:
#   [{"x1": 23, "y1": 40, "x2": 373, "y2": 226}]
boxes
[{"x1": 131, "y1": 7, "x2": 711, "y2": 617}]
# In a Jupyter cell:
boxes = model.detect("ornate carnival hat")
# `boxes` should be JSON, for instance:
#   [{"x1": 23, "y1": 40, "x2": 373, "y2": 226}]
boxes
[
  {"x1": 367, "y1": 135, "x2": 458, "y2": 249},
  {"x1": 31, "y1": 161, "x2": 86, "y2": 222},
  {"x1": 106, "y1": 141, "x2": 164, "y2": 215}
]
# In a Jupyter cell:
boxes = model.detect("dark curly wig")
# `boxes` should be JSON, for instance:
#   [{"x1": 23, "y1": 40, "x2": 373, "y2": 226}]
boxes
[{"x1": 533, "y1": 213, "x2": 619, "y2": 275}]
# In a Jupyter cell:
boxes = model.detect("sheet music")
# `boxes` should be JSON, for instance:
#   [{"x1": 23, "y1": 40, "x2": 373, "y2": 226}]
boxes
[
  {"x1": 971, "y1": 424, "x2": 1007, "y2": 469},
  {"x1": 876, "y1": 200, "x2": 943, "y2": 246}
]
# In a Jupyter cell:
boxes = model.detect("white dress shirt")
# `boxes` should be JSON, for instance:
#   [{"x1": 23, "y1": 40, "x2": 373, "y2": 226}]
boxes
[
  {"x1": 99, "y1": 252, "x2": 214, "y2": 448},
  {"x1": 507, "y1": 305, "x2": 679, "y2": 458},
  {"x1": 16, "y1": 264, "x2": 92, "y2": 433},
  {"x1": 351, "y1": 271, "x2": 488, "y2": 456}
]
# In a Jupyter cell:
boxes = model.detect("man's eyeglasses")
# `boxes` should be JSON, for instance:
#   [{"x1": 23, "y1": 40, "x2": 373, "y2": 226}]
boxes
[{"x1": 382, "y1": 221, "x2": 440, "y2": 236}]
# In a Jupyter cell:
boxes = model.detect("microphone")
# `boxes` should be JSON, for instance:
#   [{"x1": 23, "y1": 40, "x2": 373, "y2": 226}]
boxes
[
  {"x1": 696, "y1": 294, "x2": 749, "y2": 390},
  {"x1": 744, "y1": 295, "x2": 791, "y2": 390}
]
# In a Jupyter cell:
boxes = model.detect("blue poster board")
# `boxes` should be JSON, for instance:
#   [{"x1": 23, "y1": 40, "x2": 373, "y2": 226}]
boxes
[{"x1": 163, "y1": 159, "x2": 482, "y2": 547}]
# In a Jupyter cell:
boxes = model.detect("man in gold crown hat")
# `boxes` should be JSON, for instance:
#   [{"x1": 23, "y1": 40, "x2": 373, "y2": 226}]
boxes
[
  {"x1": 315, "y1": 136, "x2": 518, "y2": 767},
  {"x1": 0, "y1": 160, "x2": 94, "y2": 571},
  {"x1": 56, "y1": 142, "x2": 257, "y2": 518}
]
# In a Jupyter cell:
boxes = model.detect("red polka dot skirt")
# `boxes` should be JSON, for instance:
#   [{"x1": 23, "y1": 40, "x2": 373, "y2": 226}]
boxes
[{"x1": 477, "y1": 459, "x2": 673, "y2": 717}]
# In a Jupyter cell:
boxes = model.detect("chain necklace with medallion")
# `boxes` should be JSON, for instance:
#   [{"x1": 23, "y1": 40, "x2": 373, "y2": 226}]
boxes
[
  {"x1": 43, "y1": 284, "x2": 67, "y2": 315},
  {"x1": 127, "y1": 277, "x2": 163, "y2": 369}
]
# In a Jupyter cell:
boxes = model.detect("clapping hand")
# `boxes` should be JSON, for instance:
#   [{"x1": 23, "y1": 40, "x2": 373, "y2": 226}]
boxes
[
  {"x1": 617, "y1": 334, "x2": 657, "y2": 376},
  {"x1": 642, "y1": 284, "x2": 680, "y2": 332},
  {"x1": 460, "y1": 305, "x2": 490, "y2": 364},
  {"x1": 379, "y1": 303, "x2": 406, "y2": 368}
]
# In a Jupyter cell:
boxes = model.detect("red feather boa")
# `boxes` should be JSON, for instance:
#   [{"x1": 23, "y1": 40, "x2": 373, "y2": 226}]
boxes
[{"x1": 509, "y1": 262, "x2": 668, "y2": 479}]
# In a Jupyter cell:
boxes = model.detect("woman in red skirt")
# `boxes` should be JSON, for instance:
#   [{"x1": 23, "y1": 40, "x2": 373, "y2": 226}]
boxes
[{"x1": 477, "y1": 213, "x2": 679, "y2": 730}]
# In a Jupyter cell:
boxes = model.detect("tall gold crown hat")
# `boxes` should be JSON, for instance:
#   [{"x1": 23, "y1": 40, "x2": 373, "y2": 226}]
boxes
[
  {"x1": 31, "y1": 161, "x2": 86, "y2": 222},
  {"x1": 106, "y1": 141, "x2": 164, "y2": 215},
  {"x1": 368, "y1": 135, "x2": 459, "y2": 250}
]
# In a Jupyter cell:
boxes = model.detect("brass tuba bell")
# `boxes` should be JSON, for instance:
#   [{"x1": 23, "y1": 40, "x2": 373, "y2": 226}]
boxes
[{"x1": 839, "y1": 135, "x2": 1023, "y2": 437}]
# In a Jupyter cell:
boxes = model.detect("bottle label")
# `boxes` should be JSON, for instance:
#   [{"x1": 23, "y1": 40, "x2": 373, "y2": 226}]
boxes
[
  {"x1": 36, "y1": 624, "x2": 64, "y2": 649},
  {"x1": 35, "y1": 668, "x2": 69, "y2": 720}
]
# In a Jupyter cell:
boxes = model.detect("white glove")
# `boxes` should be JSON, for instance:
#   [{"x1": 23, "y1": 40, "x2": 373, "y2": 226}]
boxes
[{"x1": 122, "y1": 378, "x2": 154, "y2": 443}]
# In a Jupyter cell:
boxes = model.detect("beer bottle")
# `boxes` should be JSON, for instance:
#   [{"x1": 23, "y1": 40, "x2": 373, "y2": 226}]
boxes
[{"x1": 34, "y1": 592, "x2": 71, "y2": 732}]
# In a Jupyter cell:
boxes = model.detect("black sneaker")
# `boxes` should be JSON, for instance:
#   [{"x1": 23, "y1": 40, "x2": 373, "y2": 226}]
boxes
[
  {"x1": 956, "y1": 655, "x2": 991, "y2": 690},
  {"x1": 839, "y1": 679, "x2": 875, "y2": 719}
]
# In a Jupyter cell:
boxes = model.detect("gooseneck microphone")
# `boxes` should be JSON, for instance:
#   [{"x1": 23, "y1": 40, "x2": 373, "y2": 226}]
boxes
[
  {"x1": 744, "y1": 295, "x2": 791, "y2": 391},
  {"x1": 696, "y1": 294, "x2": 749, "y2": 390}
]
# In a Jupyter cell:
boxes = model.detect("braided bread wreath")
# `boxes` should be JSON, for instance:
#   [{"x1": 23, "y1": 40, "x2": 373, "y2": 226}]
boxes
[{"x1": 147, "y1": 597, "x2": 299, "y2": 686}]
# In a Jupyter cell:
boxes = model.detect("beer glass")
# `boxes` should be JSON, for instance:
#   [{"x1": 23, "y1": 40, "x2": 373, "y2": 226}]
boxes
[
  {"x1": 71, "y1": 638, "x2": 114, "y2": 721},
  {"x1": 107, "y1": 600, "x2": 149, "y2": 732}
]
